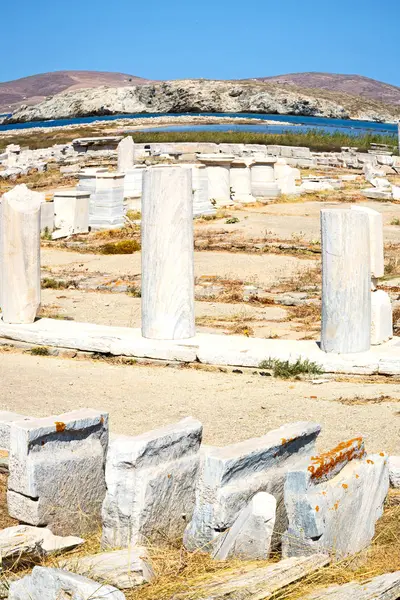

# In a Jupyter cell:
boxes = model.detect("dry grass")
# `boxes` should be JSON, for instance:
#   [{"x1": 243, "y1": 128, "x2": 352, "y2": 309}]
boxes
[
  {"x1": 0, "y1": 165, "x2": 76, "y2": 195},
  {"x1": 285, "y1": 303, "x2": 321, "y2": 324},
  {"x1": 272, "y1": 490, "x2": 400, "y2": 600},
  {"x1": 278, "y1": 265, "x2": 321, "y2": 293},
  {"x1": 336, "y1": 395, "x2": 400, "y2": 406}
]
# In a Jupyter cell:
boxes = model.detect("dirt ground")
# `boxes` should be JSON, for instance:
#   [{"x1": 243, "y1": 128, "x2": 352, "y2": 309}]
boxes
[{"x1": 1, "y1": 350, "x2": 400, "y2": 454}]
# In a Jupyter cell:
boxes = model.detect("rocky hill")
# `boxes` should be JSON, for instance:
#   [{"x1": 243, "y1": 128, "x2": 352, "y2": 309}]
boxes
[
  {"x1": 254, "y1": 73, "x2": 400, "y2": 106},
  {"x1": 6, "y1": 79, "x2": 400, "y2": 124},
  {"x1": 0, "y1": 70, "x2": 150, "y2": 113}
]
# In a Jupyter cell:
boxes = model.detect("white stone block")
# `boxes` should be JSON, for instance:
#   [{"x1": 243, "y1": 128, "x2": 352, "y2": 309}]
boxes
[
  {"x1": 230, "y1": 159, "x2": 255, "y2": 204},
  {"x1": 183, "y1": 421, "x2": 320, "y2": 552},
  {"x1": 283, "y1": 447, "x2": 389, "y2": 559},
  {"x1": 53, "y1": 190, "x2": 90, "y2": 236},
  {"x1": 91, "y1": 173, "x2": 125, "y2": 230},
  {"x1": 388, "y1": 456, "x2": 400, "y2": 488},
  {"x1": 102, "y1": 417, "x2": 202, "y2": 548},
  {"x1": 0, "y1": 184, "x2": 42, "y2": 324},
  {"x1": 61, "y1": 547, "x2": 154, "y2": 589},
  {"x1": 124, "y1": 166, "x2": 146, "y2": 199},
  {"x1": 321, "y1": 209, "x2": 371, "y2": 353},
  {"x1": 141, "y1": 166, "x2": 195, "y2": 340},
  {"x1": 212, "y1": 492, "x2": 276, "y2": 560},
  {"x1": 351, "y1": 205, "x2": 384, "y2": 278},
  {"x1": 40, "y1": 200, "x2": 54, "y2": 233},
  {"x1": 9, "y1": 566, "x2": 125, "y2": 600},
  {"x1": 371, "y1": 290, "x2": 393, "y2": 345},
  {"x1": 117, "y1": 136, "x2": 134, "y2": 172},
  {"x1": 0, "y1": 411, "x2": 30, "y2": 450},
  {"x1": 7, "y1": 409, "x2": 109, "y2": 536},
  {"x1": 0, "y1": 525, "x2": 84, "y2": 567},
  {"x1": 197, "y1": 154, "x2": 234, "y2": 207}
]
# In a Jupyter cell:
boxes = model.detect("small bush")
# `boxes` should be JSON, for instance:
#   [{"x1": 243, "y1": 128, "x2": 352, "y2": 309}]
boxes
[
  {"x1": 225, "y1": 217, "x2": 240, "y2": 224},
  {"x1": 259, "y1": 357, "x2": 323, "y2": 379},
  {"x1": 391, "y1": 218, "x2": 400, "y2": 226},
  {"x1": 100, "y1": 240, "x2": 141, "y2": 254},
  {"x1": 29, "y1": 346, "x2": 49, "y2": 356},
  {"x1": 41, "y1": 278, "x2": 77, "y2": 289}
]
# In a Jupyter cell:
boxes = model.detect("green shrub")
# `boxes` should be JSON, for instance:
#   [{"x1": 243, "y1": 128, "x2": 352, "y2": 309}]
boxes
[
  {"x1": 259, "y1": 357, "x2": 323, "y2": 379},
  {"x1": 225, "y1": 217, "x2": 240, "y2": 224},
  {"x1": 29, "y1": 346, "x2": 49, "y2": 356}
]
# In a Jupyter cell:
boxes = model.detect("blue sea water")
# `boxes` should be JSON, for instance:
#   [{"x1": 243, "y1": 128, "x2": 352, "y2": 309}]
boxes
[{"x1": 0, "y1": 112, "x2": 397, "y2": 137}]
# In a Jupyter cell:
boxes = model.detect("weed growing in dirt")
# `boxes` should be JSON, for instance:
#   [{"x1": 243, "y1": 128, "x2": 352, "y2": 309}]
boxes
[
  {"x1": 29, "y1": 346, "x2": 50, "y2": 356},
  {"x1": 259, "y1": 357, "x2": 323, "y2": 378}
]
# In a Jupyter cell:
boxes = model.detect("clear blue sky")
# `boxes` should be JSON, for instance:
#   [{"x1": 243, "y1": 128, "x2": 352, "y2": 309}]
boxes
[{"x1": 2, "y1": 0, "x2": 400, "y2": 86}]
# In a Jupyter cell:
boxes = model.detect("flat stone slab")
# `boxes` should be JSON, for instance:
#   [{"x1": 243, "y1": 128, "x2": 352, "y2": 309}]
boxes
[
  {"x1": 0, "y1": 525, "x2": 84, "y2": 568},
  {"x1": 9, "y1": 566, "x2": 125, "y2": 599},
  {"x1": 175, "y1": 554, "x2": 329, "y2": 600},
  {"x1": 60, "y1": 547, "x2": 154, "y2": 589},
  {"x1": 1, "y1": 318, "x2": 400, "y2": 375},
  {"x1": 303, "y1": 571, "x2": 400, "y2": 599},
  {"x1": 0, "y1": 411, "x2": 31, "y2": 450}
]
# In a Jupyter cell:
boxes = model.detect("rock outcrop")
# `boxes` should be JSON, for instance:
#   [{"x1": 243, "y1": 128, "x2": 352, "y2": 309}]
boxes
[{"x1": 6, "y1": 79, "x2": 399, "y2": 124}]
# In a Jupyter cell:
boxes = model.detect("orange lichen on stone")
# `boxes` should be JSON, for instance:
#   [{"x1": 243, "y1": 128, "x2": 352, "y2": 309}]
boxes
[
  {"x1": 315, "y1": 505, "x2": 320, "y2": 512},
  {"x1": 355, "y1": 474, "x2": 359, "y2": 479},
  {"x1": 367, "y1": 459, "x2": 375, "y2": 465},
  {"x1": 380, "y1": 452, "x2": 385, "y2": 457},
  {"x1": 342, "y1": 484, "x2": 348, "y2": 490},
  {"x1": 334, "y1": 501, "x2": 339, "y2": 510},
  {"x1": 308, "y1": 437, "x2": 364, "y2": 481},
  {"x1": 55, "y1": 421, "x2": 66, "y2": 433}
]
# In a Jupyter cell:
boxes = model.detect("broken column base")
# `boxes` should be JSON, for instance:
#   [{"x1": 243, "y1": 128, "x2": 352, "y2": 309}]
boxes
[{"x1": 371, "y1": 290, "x2": 393, "y2": 345}]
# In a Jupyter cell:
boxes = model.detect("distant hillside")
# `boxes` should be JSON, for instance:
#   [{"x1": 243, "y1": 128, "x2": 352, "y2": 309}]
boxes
[
  {"x1": 253, "y1": 73, "x2": 400, "y2": 106},
  {"x1": 0, "y1": 70, "x2": 151, "y2": 112}
]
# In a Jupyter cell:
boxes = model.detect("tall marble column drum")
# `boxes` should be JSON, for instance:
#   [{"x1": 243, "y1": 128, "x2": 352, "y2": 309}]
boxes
[
  {"x1": 141, "y1": 166, "x2": 195, "y2": 340},
  {"x1": 250, "y1": 157, "x2": 280, "y2": 199},
  {"x1": 230, "y1": 159, "x2": 255, "y2": 204},
  {"x1": 197, "y1": 154, "x2": 234, "y2": 208},
  {"x1": 321, "y1": 208, "x2": 371, "y2": 353},
  {"x1": 91, "y1": 172, "x2": 125, "y2": 230},
  {"x1": 0, "y1": 184, "x2": 42, "y2": 324}
]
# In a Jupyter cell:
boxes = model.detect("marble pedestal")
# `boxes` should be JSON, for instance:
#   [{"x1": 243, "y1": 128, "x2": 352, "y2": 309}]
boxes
[
  {"x1": 251, "y1": 157, "x2": 278, "y2": 198},
  {"x1": 91, "y1": 173, "x2": 125, "y2": 230},
  {"x1": 53, "y1": 189, "x2": 90, "y2": 237},
  {"x1": 197, "y1": 154, "x2": 234, "y2": 208},
  {"x1": 230, "y1": 159, "x2": 255, "y2": 204}
]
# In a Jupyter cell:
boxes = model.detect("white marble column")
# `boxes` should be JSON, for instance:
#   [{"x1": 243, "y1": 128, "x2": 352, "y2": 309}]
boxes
[
  {"x1": 197, "y1": 154, "x2": 234, "y2": 207},
  {"x1": 230, "y1": 159, "x2": 255, "y2": 204},
  {"x1": 351, "y1": 205, "x2": 393, "y2": 345},
  {"x1": 141, "y1": 166, "x2": 195, "y2": 340},
  {"x1": 251, "y1": 157, "x2": 280, "y2": 199},
  {"x1": 117, "y1": 136, "x2": 135, "y2": 172},
  {"x1": 0, "y1": 184, "x2": 42, "y2": 324},
  {"x1": 53, "y1": 189, "x2": 90, "y2": 237},
  {"x1": 321, "y1": 208, "x2": 371, "y2": 353}
]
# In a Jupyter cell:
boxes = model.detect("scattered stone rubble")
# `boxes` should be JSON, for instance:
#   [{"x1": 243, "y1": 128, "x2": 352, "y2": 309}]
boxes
[{"x1": 0, "y1": 408, "x2": 396, "y2": 597}]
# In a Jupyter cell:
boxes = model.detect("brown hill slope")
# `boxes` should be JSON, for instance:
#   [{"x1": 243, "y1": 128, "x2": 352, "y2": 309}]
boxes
[
  {"x1": 253, "y1": 73, "x2": 400, "y2": 106},
  {"x1": 0, "y1": 70, "x2": 151, "y2": 113}
]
